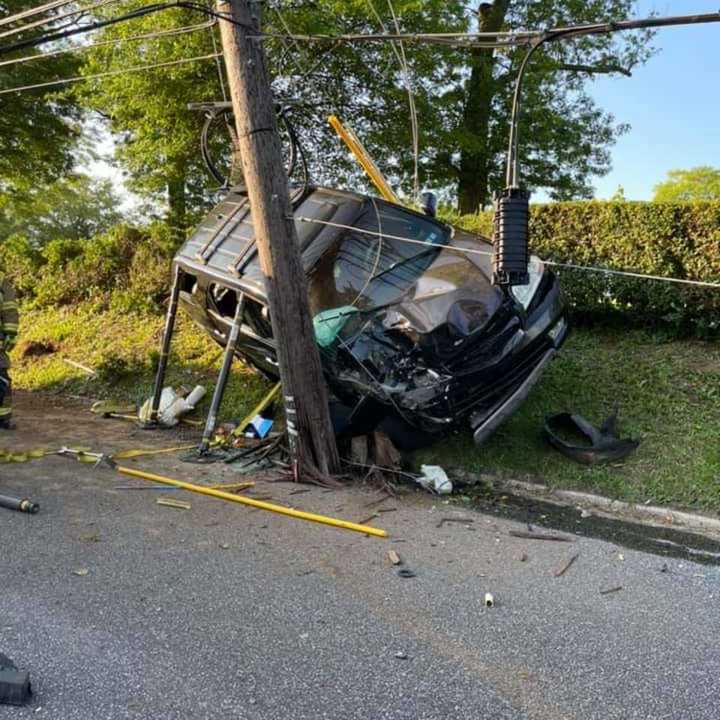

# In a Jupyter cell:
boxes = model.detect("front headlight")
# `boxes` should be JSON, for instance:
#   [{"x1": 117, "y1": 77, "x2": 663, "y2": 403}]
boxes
[{"x1": 510, "y1": 255, "x2": 544, "y2": 309}]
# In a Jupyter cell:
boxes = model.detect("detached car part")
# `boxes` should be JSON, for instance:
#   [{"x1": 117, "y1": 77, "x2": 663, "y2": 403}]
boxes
[
  {"x1": 170, "y1": 185, "x2": 567, "y2": 449},
  {"x1": 0, "y1": 653, "x2": 31, "y2": 706},
  {"x1": 544, "y1": 411, "x2": 640, "y2": 465}
]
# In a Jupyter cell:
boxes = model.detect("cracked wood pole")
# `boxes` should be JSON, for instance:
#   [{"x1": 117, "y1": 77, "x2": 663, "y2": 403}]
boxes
[{"x1": 216, "y1": 0, "x2": 340, "y2": 476}]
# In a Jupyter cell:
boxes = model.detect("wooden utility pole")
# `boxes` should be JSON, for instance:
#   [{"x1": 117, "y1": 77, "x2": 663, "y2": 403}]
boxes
[{"x1": 215, "y1": 0, "x2": 340, "y2": 477}]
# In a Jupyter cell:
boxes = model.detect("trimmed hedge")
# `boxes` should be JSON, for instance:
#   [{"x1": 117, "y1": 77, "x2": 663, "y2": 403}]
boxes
[{"x1": 452, "y1": 201, "x2": 720, "y2": 337}]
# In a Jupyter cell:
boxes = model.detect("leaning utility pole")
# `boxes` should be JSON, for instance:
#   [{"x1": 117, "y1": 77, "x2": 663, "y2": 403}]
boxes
[{"x1": 215, "y1": 0, "x2": 340, "y2": 477}]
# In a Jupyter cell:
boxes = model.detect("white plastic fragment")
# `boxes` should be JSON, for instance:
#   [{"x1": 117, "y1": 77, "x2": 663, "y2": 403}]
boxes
[
  {"x1": 417, "y1": 465, "x2": 453, "y2": 495},
  {"x1": 484, "y1": 593, "x2": 494, "y2": 608},
  {"x1": 138, "y1": 385, "x2": 206, "y2": 426}
]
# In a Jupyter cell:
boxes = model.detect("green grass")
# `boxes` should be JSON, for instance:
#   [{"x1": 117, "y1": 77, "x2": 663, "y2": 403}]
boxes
[
  {"x1": 418, "y1": 327, "x2": 720, "y2": 512},
  {"x1": 13, "y1": 305, "x2": 271, "y2": 425},
  {"x1": 13, "y1": 304, "x2": 720, "y2": 512}
]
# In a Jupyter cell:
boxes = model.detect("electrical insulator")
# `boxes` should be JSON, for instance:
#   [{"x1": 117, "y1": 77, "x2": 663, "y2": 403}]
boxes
[{"x1": 492, "y1": 187, "x2": 530, "y2": 287}]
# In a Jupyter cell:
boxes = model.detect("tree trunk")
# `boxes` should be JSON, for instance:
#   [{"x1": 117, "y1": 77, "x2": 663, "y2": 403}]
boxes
[{"x1": 457, "y1": 1, "x2": 510, "y2": 214}]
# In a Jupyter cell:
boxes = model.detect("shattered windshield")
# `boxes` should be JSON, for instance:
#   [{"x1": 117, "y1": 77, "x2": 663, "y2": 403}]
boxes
[{"x1": 330, "y1": 202, "x2": 450, "y2": 311}]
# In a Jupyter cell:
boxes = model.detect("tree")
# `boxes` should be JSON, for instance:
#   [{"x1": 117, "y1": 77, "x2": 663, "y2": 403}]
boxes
[
  {"x1": 0, "y1": 173, "x2": 123, "y2": 246},
  {"x1": 77, "y1": 0, "x2": 653, "y2": 217},
  {"x1": 279, "y1": 0, "x2": 653, "y2": 213},
  {"x1": 653, "y1": 167, "x2": 720, "y2": 203},
  {"x1": 0, "y1": 0, "x2": 81, "y2": 195},
  {"x1": 78, "y1": 4, "x2": 225, "y2": 237}
]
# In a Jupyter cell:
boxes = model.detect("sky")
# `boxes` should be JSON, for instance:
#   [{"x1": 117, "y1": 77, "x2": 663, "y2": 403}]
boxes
[
  {"x1": 587, "y1": 0, "x2": 720, "y2": 199},
  {"x1": 85, "y1": 0, "x2": 720, "y2": 206}
]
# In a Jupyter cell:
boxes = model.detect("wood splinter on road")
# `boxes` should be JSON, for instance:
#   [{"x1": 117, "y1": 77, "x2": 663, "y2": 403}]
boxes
[{"x1": 554, "y1": 553, "x2": 579, "y2": 577}]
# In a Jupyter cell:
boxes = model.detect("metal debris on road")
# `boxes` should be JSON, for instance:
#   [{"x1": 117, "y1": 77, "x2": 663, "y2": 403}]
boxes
[
  {"x1": 554, "y1": 553, "x2": 579, "y2": 577},
  {"x1": 600, "y1": 586, "x2": 623, "y2": 595}
]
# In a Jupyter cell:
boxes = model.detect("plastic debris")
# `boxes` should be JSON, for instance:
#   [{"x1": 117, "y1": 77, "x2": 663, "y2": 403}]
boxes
[
  {"x1": 138, "y1": 385, "x2": 206, "y2": 427},
  {"x1": 243, "y1": 414, "x2": 273, "y2": 439},
  {"x1": 387, "y1": 550, "x2": 402, "y2": 566},
  {"x1": 72, "y1": 568, "x2": 89, "y2": 577},
  {"x1": 544, "y1": 411, "x2": 639, "y2": 465},
  {"x1": 0, "y1": 653, "x2": 32, "y2": 706},
  {"x1": 484, "y1": 593, "x2": 494, "y2": 608},
  {"x1": 417, "y1": 465, "x2": 453, "y2": 495}
]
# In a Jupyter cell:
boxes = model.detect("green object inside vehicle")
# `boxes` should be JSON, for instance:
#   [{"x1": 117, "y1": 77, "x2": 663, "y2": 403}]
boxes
[{"x1": 313, "y1": 306, "x2": 359, "y2": 348}]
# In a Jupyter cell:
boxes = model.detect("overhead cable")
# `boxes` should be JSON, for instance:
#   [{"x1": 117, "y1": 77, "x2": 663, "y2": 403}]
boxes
[
  {"x1": 295, "y1": 216, "x2": 720, "y2": 289},
  {"x1": 0, "y1": 19, "x2": 214, "y2": 68},
  {"x1": 0, "y1": 1, "x2": 254, "y2": 57},
  {"x1": 0, "y1": 0, "x2": 121, "y2": 39},
  {"x1": 0, "y1": 0, "x2": 76, "y2": 28},
  {"x1": 366, "y1": 0, "x2": 420, "y2": 199},
  {"x1": 0, "y1": 51, "x2": 220, "y2": 95}
]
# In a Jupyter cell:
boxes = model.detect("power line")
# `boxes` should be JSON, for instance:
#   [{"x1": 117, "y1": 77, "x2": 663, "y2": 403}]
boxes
[
  {"x1": 0, "y1": 51, "x2": 220, "y2": 95},
  {"x1": 366, "y1": 0, "x2": 420, "y2": 200},
  {"x1": 0, "y1": 1, "x2": 254, "y2": 57},
  {"x1": 0, "y1": 0, "x2": 76, "y2": 28},
  {"x1": 0, "y1": 19, "x2": 215, "y2": 69},
  {"x1": 0, "y1": 0, "x2": 121, "y2": 40},
  {"x1": 295, "y1": 216, "x2": 720, "y2": 290}
]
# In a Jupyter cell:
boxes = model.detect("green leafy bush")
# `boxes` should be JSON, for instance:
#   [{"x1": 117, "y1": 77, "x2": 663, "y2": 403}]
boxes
[
  {"x1": 0, "y1": 222, "x2": 177, "y2": 313},
  {"x1": 455, "y1": 201, "x2": 720, "y2": 337}
]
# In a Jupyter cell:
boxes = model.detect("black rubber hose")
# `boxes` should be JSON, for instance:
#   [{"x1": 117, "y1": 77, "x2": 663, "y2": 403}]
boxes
[{"x1": 0, "y1": 493, "x2": 39, "y2": 514}]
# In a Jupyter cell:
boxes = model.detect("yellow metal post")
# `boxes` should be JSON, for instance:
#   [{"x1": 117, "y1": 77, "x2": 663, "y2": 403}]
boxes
[
  {"x1": 116, "y1": 465, "x2": 388, "y2": 539},
  {"x1": 328, "y1": 115, "x2": 401, "y2": 205}
]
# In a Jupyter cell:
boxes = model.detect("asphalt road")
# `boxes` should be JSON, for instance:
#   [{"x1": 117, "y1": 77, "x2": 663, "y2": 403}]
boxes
[{"x1": 1, "y1": 393, "x2": 719, "y2": 719}]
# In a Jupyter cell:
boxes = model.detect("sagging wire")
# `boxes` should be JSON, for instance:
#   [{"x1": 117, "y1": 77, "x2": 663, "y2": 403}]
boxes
[
  {"x1": 0, "y1": 51, "x2": 220, "y2": 95},
  {"x1": 208, "y1": 19, "x2": 227, "y2": 101},
  {"x1": 296, "y1": 216, "x2": 720, "y2": 290},
  {"x1": 349, "y1": 196, "x2": 385, "y2": 308},
  {"x1": 0, "y1": 19, "x2": 215, "y2": 69},
  {"x1": 366, "y1": 0, "x2": 420, "y2": 200}
]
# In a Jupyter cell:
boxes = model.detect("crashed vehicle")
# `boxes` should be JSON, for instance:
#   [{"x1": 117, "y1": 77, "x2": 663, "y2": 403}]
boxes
[{"x1": 173, "y1": 186, "x2": 568, "y2": 449}]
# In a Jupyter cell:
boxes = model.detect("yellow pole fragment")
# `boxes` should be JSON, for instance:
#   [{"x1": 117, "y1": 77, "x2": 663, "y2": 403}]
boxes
[
  {"x1": 328, "y1": 115, "x2": 401, "y2": 204},
  {"x1": 116, "y1": 465, "x2": 388, "y2": 539}
]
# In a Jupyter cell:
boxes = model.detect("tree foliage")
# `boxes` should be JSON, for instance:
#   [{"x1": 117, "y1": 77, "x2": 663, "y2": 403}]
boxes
[
  {"x1": 78, "y1": 0, "x2": 653, "y2": 218},
  {"x1": 653, "y1": 167, "x2": 720, "y2": 203},
  {"x1": 0, "y1": 173, "x2": 123, "y2": 246},
  {"x1": 0, "y1": 0, "x2": 81, "y2": 194},
  {"x1": 79, "y1": 4, "x2": 225, "y2": 234}
]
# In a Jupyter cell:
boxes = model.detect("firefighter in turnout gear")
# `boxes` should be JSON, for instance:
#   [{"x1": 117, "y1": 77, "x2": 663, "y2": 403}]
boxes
[{"x1": 0, "y1": 277, "x2": 18, "y2": 428}]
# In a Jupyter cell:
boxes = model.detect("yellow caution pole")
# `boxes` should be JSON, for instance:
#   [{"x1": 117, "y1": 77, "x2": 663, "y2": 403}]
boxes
[
  {"x1": 328, "y1": 115, "x2": 401, "y2": 205},
  {"x1": 116, "y1": 465, "x2": 388, "y2": 539}
]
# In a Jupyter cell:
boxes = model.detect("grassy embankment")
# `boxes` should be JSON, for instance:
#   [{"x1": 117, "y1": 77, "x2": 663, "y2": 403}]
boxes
[{"x1": 14, "y1": 304, "x2": 720, "y2": 512}]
